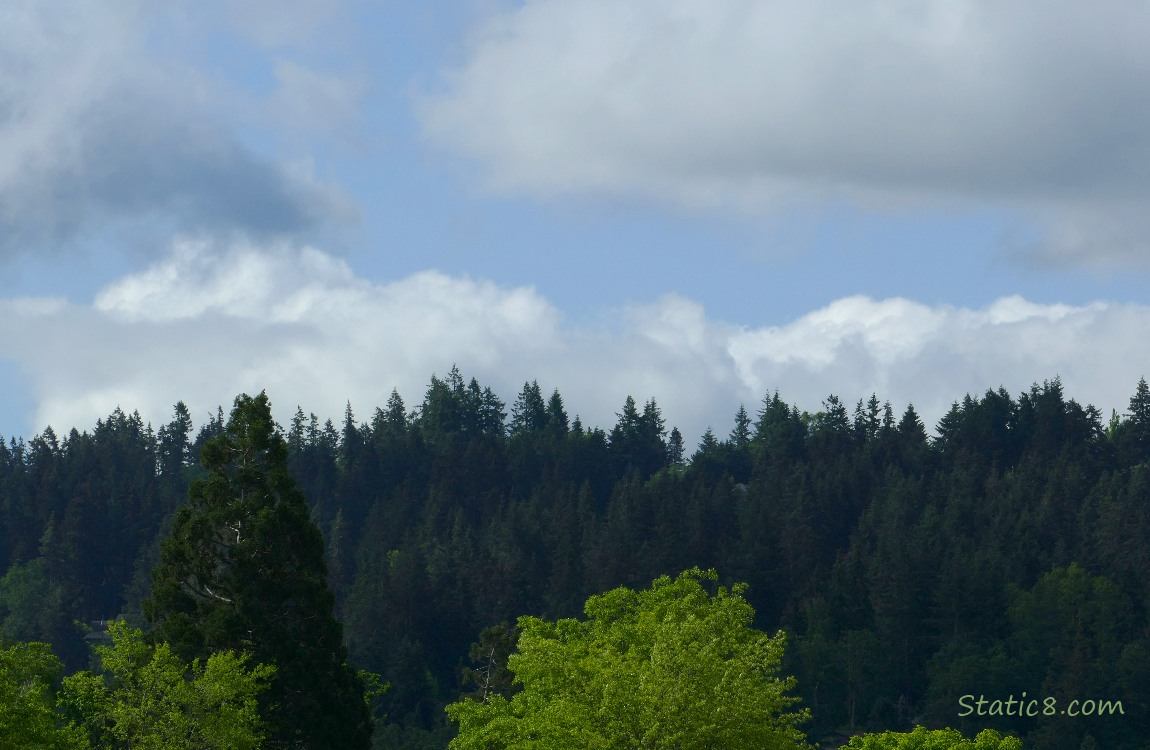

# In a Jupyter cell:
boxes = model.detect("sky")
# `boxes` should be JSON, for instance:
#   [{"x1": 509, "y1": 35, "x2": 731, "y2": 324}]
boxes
[{"x1": 2, "y1": 0, "x2": 1150, "y2": 448}]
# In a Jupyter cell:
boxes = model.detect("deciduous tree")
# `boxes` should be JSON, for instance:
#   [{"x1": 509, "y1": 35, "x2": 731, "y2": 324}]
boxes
[{"x1": 446, "y1": 568, "x2": 810, "y2": 750}]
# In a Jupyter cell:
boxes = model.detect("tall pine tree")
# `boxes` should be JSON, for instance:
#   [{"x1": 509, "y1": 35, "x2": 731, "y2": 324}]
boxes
[{"x1": 144, "y1": 392, "x2": 372, "y2": 749}]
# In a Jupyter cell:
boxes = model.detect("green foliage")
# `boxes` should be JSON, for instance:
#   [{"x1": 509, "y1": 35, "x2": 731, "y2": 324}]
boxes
[
  {"x1": 460, "y1": 621, "x2": 519, "y2": 702},
  {"x1": 61, "y1": 620, "x2": 273, "y2": 750},
  {"x1": 145, "y1": 391, "x2": 373, "y2": 749},
  {"x1": 446, "y1": 568, "x2": 810, "y2": 750},
  {"x1": 844, "y1": 726, "x2": 1022, "y2": 749},
  {"x1": 0, "y1": 556, "x2": 65, "y2": 643},
  {"x1": 12, "y1": 372, "x2": 1150, "y2": 748},
  {"x1": 0, "y1": 639, "x2": 89, "y2": 750}
]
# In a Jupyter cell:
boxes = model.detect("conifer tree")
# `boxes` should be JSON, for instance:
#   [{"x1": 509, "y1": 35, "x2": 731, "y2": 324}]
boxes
[
  {"x1": 144, "y1": 392, "x2": 372, "y2": 749},
  {"x1": 667, "y1": 427, "x2": 685, "y2": 465},
  {"x1": 545, "y1": 389, "x2": 569, "y2": 436},
  {"x1": 730, "y1": 404, "x2": 752, "y2": 448},
  {"x1": 1125, "y1": 376, "x2": 1150, "y2": 461},
  {"x1": 510, "y1": 381, "x2": 547, "y2": 435}
]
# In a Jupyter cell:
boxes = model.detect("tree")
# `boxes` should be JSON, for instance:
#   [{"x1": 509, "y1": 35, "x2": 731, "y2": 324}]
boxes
[
  {"x1": 446, "y1": 568, "x2": 810, "y2": 750},
  {"x1": 510, "y1": 381, "x2": 547, "y2": 435},
  {"x1": 61, "y1": 620, "x2": 273, "y2": 750},
  {"x1": 460, "y1": 621, "x2": 520, "y2": 702},
  {"x1": 844, "y1": 726, "x2": 1022, "y2": 749},
  {"x1": 667, "y1": 427, "x2": 685, "y2": 465},
  {"x1": 730, "y1": 404, "x2": 752, "y2": 448},
  {"x1": 545, "y1": 389, "x2": 569, "y2": 437},
  {"x1": 0, "y1": 640, "x2": 89, "y2": 750},
  {"x1": 854, "y1": 394, "x2": 882, "y2": 443},
  {"x1": 1117, "y1": 376, "x2": 1150, "y2": 463},
  {"x1": 156, "y1": 401, "x2": 193, "y2": 480},
  {"x1": 144, "y1": 392, "x2": 373, "y2": 749}
]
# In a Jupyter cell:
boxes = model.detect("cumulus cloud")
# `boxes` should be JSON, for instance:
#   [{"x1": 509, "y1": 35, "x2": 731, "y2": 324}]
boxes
[
  {"x1": 0, "y1": 0, "x2": 356, "y2": 258},
  {"x1": 0, "y1": 239, "x2": 1146, "y2": 445},
  {"x1": 420, "y1": 0, "x2": 1150, "y2": 264}
]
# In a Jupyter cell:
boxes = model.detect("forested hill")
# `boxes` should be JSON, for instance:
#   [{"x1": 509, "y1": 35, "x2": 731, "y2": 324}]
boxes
[{"x1": 2, "y1": 369, "x2": 1150, "y2": 750}]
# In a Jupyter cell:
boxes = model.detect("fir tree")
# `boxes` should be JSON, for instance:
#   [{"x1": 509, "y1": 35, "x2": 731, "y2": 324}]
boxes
[
  {"x1": 1126, "y1": 377, "x2": 1150, "y2": 461},
  {"x1": 667, "y1": 427, "x2": 685, "y2": 465},
  {"x1": 545, "y1": 389, "x2": 569, "y2": 437},
  {"x1": 144, "y1": 392, "x2": 372, "y2": 749},
  {"x1": 730, "y1": 404, "x2": 751, "y2": 449},
  {"x1": 510, "y1": 381, "x2": 547, "y2": 435}
]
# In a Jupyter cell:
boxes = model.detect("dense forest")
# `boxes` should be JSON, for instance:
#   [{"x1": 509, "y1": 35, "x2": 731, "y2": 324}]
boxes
[{"x1": 2, "y1": 367, "x2": 1148, "y2": 749}]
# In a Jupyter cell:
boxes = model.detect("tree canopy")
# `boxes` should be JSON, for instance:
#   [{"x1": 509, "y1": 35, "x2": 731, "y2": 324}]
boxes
[
  {"x1": 447, "y1": 568, "x2": 810, "y2": 750},
  {"x1": 11, "y1": 372, "x2": 1150, "y2": 747},
  {"x1": 62, "y1": 620, "x2": 273, "y2": 750},
  {"x1": 844, "y1": 726, "x2": 1023, "y2": 749},
  {"x1": 0, "y1": 639, "x2": 89, "y2": 749},
  {"x1": 143, "y1": 391, "x2": 372, "y2": 749},
  {"x1": 1, "y1": 623, "x2": 272, "y2": 750}
]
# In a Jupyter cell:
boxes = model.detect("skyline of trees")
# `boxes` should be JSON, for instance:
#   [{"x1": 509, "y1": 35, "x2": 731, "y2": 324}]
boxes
[{"x1": 2, "y1": 370, "x2": 1149, "y2": 749}]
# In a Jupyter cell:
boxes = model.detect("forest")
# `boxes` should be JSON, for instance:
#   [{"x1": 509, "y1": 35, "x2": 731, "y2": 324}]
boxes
[{"x1": 1, "y1": 367, "x2": 1148, "y2": 749}]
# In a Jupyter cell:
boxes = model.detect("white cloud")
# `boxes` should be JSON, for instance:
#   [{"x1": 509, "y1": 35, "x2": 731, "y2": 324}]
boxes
[
  {"x1": 420, "y1": 0, "x2": 1150, "y2": 264},
  {"x1": 1, "y1": 240, "x2": 1147, "y2": 445}
]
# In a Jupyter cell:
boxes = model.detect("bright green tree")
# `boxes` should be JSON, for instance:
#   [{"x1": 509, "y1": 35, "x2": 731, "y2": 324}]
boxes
[
  {"x1": 62, "y1": 620, "x2": 272, "y2": 750},
  {"x1": 844, "y1": 726, "x2": 1022, "y2": 749},
  {"x1": 144, "y1": 392, "x2": 373, "y2": 749},
  {"x1": 0, "y1": 639, "x2": 89, "y2": 750},
  {"x1": 446, "y1": 568, "x2": 810, "y2": 750}
]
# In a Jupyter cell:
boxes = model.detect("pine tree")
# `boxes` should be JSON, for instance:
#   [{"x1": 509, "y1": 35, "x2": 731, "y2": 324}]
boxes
[
  {"x1": 697, "y1": 427, "x2": 718, "y2": 454},
  {"x1": 729, "y1": 405, "x2": 751, "y2": 449},
  {"x1": 1128, "y1": 377, "x2": 1150, "y2": 458},
  {"x1": 510, "y1": 381, "x2": 547, "y2": 435},
  {"x1": 667, "y1": 427, "x2": 685, "y2": 465},
  {"x1": 156, "y1": 401, "x2": 193, "y2": 479},
  {"x1": 545, "y1": 389, "x2": 569, "y2": 437},
  {"x1": 144, "y1": 392, "x2": 372, "y2": 749}
]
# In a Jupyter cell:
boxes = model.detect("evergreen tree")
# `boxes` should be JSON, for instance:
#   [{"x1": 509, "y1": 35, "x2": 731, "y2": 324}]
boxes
[
  {"x1": 667, "y1": 427, "x2": 685, "y2": 465},
  {"x1": 853, "y1": 394, "x2": 882, "y2": 443},
  {"x1": 545, "y1": 389, "x2": 569, "y2": 437},
  {"x1": 157, "y1": 401, "x2": 193, "y2": 479},
  {"x1": 730, "y1": 404, "x2": 752, "y2": 448},
  {"x1": 340, "y1": 401, "x2": 364, "y2": 469},
  {"x1": 144, "y1": 392, "x2": 372, "y2": 749},
  {"x1": 380, "y1": 389, "x2": 408, "y2": 435},
  {"x1": 1125, "y1": 376, "x2": 1150, "y2": 461},
  {"x1": 697, "y1": 427, "x2": 719, "y2": 455},
  {"x1": 510, "y1": 381, "x2": 547, "y2": 435},
  {"x1": 477, "y1": 382, "x2": 508, "y2": 438}
]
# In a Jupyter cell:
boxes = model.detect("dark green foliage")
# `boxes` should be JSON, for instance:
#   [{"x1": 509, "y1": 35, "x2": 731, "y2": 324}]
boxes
[
  {"x1": 459, "y1": 621, "x2": 519, "y2": 702},
  {"x1": 509, "y1": 381, "x2": 547, "y2": 435},
  {"x1": 144, "y1": 392, "x2": 372, "y2": 750},
  {"x1": 666, "y1": 426, "x2": 685, "y2": 464},
  {"x1": 9, "y1": 372, "x2": 1150, "y2": 749}
]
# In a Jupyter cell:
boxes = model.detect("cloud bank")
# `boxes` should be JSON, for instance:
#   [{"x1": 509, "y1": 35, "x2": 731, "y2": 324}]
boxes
[
  {"x1": 0, "y1": 239, "x2": 1144, "y2": 445},
  {"x1": 421, "y1": 0, "x2": 1150, "y2": 265}
]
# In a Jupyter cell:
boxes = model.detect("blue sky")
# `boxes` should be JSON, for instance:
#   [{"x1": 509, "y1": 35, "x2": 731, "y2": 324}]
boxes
[{"x1": 2, "y1": 0, "x2": 1150, "y2": 447}]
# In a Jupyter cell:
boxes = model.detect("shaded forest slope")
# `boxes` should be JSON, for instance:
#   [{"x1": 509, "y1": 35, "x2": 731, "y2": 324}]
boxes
[{"x1": 2, "y1": 369, "x2": 1149, "y2": 749}]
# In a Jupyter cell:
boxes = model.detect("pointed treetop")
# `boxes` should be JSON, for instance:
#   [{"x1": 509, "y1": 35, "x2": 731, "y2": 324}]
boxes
[{"x1": 730, "y1": 405, "x2": 751, "y2": 448}]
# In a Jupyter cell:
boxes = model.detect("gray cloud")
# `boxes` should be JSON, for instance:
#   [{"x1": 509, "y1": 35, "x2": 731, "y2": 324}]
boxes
[
  {"x1": 1, "y1": 239, "x2": 1146, "y2": 446},
  {"x1": 420, "y1": 0, "x2": 1150, "y2": 264},
  {"x1": 0, "y1": 0, "x2": 357, "y2": 258}
]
